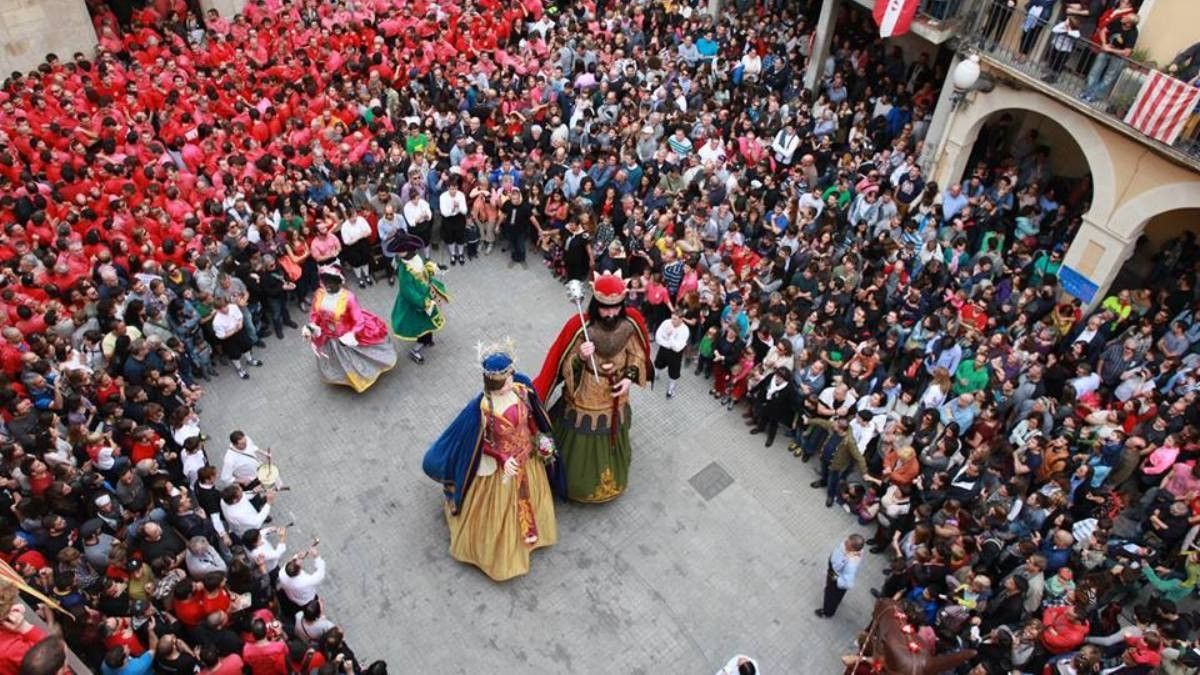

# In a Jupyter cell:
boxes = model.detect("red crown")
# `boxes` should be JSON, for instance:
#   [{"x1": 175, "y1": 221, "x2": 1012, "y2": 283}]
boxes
[{"x1": 592, "y1": 272, "x2": 628, "y2": 305}]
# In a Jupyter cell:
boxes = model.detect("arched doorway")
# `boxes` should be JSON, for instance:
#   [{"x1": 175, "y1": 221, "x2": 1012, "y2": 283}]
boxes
[
  {"x1": 934, "y1": 85, "x2": 1117, "y2": 224},
  {"x1": 963, "y1": 108, "x2": 1095, "y2": 212},
  {"x1": 1109, "y1": 206, "x2": 1200, "y2": 292}
]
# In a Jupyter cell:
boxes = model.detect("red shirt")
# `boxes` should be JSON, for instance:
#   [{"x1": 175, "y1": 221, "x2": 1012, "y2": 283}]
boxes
[
  {"x1": 172, "y1": 594, "x2": 206, "y2": 628},
  {"x1": 242, "y1": 640, "x2": 288, "y2": 675},
  {"x1": 104, "y1": 627, "x2": 146, "y2": 657},
  {"x1": 200, "y1": 654, "x2": 245, "y2": 675},
  {"x1": 0, "y1": 623, "x2": 47, "y2": 675},
  {"x1": 198, "y1": 589, "x2": 231, "y2": 618}
]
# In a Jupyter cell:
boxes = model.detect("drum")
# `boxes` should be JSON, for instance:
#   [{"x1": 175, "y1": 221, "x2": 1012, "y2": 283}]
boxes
[{"x1": 256, "y1": 464, "x2": 281, "y2": 489}]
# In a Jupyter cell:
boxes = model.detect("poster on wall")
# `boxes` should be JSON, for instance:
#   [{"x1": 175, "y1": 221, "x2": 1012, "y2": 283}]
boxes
[{"x1": 1059, "y1": 265, "x2": 1099, "y2": 304}]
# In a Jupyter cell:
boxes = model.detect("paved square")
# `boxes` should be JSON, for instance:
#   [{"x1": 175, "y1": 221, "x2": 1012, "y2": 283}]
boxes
[{"x1": 200, "y1": 253, "x2": 885, "y2": 672}]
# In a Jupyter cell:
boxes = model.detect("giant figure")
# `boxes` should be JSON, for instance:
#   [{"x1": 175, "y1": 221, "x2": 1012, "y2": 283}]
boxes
[
  {"x1": 422, "y1": 343, "x2": 558, "y2": 581},
  {"x1": 534, "y1": 272, "x2": 652, "y2": 503}
]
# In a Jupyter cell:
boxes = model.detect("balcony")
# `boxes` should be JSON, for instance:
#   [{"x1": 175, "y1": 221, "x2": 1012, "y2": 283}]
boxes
[
  {"x1": 954, "y1": 0, "x2": 1200, "y2": 170},
  {"x1": 842, "y1": 0, "x2": 966, "y2": 44}
]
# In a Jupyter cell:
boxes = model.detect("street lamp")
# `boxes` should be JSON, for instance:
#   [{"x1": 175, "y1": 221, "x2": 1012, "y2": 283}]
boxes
[
  {"x1": 950, "y1": 54, "x2": 990, "y2": 109},
  {"x1": 953, "y1": 54, "x2": 981, "y2": 91}
]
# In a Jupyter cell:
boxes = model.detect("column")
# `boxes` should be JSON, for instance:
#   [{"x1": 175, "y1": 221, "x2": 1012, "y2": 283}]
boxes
[
  {"x1": 1061, "y1": 218, "x2": 1138, "y2": 307},
  {"x1": 918, "y1": 53, "x2": 963, "y2": 174},
  {"x1": 0, "y1": 0, "x2": 96, "y2": 76},
  {"x1": 928, "y1": 84, "x2": 988, "y2": 193},
  {"x1": 708, "y1": 0, "x2": 722, "y2": 19},
  {"x1": 803, "y1": 0, "x2": 839, "y2": 94}
]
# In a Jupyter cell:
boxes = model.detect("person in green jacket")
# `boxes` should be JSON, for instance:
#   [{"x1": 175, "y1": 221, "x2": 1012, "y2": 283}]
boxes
[
  {"x1": 804, "y1": 415, "x2": 868, "y2": 508},
  {"x1": 953, "y1": 352, "x2": 991, "y2": 395},
  {"x1": 386, "y1": 232, "x2": 448, "y2": 364},
  {"x1": 694, "y1": 325, "x2": 717, "y2": 378}
]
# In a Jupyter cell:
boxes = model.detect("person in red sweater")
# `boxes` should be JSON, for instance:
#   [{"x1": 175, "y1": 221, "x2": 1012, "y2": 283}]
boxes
[
  {"x1": 0, "y1": 595, "x2": 48, "y2": 675},
  {"x1": 169, "y1": 582, "x2": 205, "y2": 629},
  {"x1": 241, "y1": 618, "x2": 288, "y2": 675},
  {"x1": 1040, "y1": 604, "x2": 1090, "y2": 655}
]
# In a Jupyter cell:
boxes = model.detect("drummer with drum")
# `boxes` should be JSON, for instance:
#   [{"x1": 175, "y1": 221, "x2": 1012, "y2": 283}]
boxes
[{"x1": 219, "y1": 430, "x2": 282, "y2": 505}]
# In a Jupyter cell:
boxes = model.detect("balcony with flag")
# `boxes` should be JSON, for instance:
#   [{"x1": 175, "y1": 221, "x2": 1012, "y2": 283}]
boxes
[
  {"x1": 844, "y1": 0, "x2": 967, "y2": 43},
  {"x1": 800, "y1": 0, "x2": 1200, "y2": 301},
  {"x1": 953, "y1": 0, "x2": 1200, "y2": 169}
]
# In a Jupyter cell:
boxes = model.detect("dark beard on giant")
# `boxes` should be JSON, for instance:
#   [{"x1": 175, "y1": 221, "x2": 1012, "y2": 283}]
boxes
[
  {"x1": 586, "y1": 297, "x2": 634, "y2": 358},
  {"x1": 587, "y1": 297, "x2": 626, "y2": 331}
]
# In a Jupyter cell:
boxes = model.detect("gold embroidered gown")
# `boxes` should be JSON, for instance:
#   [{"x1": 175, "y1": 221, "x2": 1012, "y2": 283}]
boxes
[{"x1": 444, "y1": 389, "x2": 557, "y2": 581}]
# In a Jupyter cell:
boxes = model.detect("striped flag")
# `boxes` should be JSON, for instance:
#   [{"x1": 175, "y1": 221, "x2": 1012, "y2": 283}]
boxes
[
  {"x1": 1124, "y1": 70, "x2": 1200, "y2": 145},
  {"x1": 874, "y1": 0, "x2": 919, "y2": 38}
]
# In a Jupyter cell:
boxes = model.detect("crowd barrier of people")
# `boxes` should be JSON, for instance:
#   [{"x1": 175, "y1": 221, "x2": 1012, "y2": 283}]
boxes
[{"x1": 1, "y1": 0, "x2": 1199, "y2": 673}]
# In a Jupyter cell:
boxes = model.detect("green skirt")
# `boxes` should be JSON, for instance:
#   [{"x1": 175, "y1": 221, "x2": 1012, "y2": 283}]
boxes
[{"x1": 550, "y1": 400, "x2": 632, "y2": 503}]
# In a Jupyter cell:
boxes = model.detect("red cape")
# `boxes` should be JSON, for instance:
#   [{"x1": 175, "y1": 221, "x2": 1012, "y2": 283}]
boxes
[{"x1": 533, "y1": 308, "x2": 654, "y2": 401}]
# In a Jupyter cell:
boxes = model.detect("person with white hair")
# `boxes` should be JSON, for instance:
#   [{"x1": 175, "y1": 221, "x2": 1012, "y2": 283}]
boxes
[{"x1": 184, "y1": 536, "x2": 227, "y2": 579}]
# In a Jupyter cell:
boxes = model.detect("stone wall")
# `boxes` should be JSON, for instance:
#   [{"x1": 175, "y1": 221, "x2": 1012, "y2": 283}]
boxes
[{"x1": 0, "y1": 0, "x2": 97, "y2": 76}]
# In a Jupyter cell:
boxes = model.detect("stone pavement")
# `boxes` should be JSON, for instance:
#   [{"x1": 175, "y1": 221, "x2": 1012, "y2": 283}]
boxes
[{"x1": 200, "y1": 251, "x2": 886, "y2": 673}]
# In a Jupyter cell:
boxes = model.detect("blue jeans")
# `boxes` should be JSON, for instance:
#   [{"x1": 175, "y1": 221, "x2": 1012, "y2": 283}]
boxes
[
  {"x1": 798, "y1": 426, "x2": 829, "y2": 458},
  {"x1": 1083, "y1": 52, "x2": 1125, "y2": 100},
  {"x1": 819, "y1": 453, "x2": 847, "y2": 501},
  {"x1": 265, "y1": 296, "x2": 293, "y2": 335}
]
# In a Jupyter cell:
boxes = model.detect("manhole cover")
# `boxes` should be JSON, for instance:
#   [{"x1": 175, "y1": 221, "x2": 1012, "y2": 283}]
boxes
[{"x1": 689, "y1": 462, "x2": 734, "y2": 501}]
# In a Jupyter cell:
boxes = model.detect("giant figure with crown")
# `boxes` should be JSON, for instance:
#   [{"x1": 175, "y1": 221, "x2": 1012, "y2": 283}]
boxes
[
  {"x1": 422, "y1": 341, "x2": 558, "y2": 581},
  {"x1": 534, "y1": 272, "x2": 653, "y2": 503}
]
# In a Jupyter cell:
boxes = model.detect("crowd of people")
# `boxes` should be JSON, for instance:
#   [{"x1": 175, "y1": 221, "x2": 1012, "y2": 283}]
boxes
[{"x1": 0, "y1": 0, "x2": 1198, "y2": 672}]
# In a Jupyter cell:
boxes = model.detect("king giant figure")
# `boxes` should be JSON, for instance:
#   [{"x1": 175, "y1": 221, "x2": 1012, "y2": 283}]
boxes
[{"x1": 534, "y1": 272, "x2": 653, "y2": 503}]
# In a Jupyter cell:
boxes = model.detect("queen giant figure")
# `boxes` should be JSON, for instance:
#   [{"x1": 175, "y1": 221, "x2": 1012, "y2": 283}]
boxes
[{"x1": 422, "y1": 342, "x2": 558, "y2": 581}]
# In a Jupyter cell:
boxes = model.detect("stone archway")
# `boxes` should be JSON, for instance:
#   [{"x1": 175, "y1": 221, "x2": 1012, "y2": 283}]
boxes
[
  {"x1": 1104, "y1": 182, "x2": 1200, "y2": 242},
  {"x1": 1064, "y1": 180, "x2": 1200, "y2": 303},
  {"x1": 934, "y1": 85, "x2": 1118, "y2": 224}
]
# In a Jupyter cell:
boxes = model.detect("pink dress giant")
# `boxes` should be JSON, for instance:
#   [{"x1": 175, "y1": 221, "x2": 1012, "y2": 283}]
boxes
[{"x1": 307, "y1": 287, "x2": 396, "y2": 392}]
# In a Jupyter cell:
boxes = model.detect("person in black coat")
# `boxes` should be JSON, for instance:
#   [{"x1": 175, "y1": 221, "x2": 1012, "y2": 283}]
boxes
[
  {"x1": 749, "y1": 367, "x2": 795, "y2": 447},
  {"x1": 562, "y1": 220, "x2": 592, "y2": 282},
  {"x1": 258, "y1": 255, "x2": 299, "y2": 340},
  {"x1": 979, "y1": 574, "x2": 1028, "y2": 633}
]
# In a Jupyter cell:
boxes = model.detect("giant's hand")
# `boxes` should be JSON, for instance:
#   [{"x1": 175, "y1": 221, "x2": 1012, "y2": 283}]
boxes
[
  {"x1": 338, "y1": 332, "x2": 359, "y2": 347},
  {"x1": 611, "y1": 378, "x2": 632, "y2": 398},
  {"x1": 579, "y1": 341, "x2": 595, "y2": 359},
  {"x1": 503, "y1": 457, "x2": 520, "y2": 477}
]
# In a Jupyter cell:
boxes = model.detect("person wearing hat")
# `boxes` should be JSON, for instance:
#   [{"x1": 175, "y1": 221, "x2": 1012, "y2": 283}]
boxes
[
  {"x1": 532, "y1": 272, "x2": 654, "y2": 503},
  {"x1": 81, "y1": 518, "x2": 116, "y2": 571},
  {"x1": 386, "y1": 232, "x2": 449, "y2": 364},
  {"x1": 301, "y1": 265, "x2": 396, "y2": 393}
]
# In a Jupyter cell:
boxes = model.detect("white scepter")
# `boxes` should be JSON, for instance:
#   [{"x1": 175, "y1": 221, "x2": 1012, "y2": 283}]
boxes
[{"x1": 565, "y1": 280, "x2": 601, "y2": 383}]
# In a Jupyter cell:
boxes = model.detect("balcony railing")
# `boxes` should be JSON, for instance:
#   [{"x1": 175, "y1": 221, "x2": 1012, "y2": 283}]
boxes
[
  {"x1": 954, "y1": 0, "x2": 1200, "y2": 162},
  {"x1": 916, "y1": 0, "x2": 965, "y2": 25}
]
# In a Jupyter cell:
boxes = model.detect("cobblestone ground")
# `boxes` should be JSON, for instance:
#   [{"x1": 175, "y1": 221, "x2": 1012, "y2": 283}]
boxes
[{"x1": 200, "y1": 251, "x2": 885, "y2": 673}]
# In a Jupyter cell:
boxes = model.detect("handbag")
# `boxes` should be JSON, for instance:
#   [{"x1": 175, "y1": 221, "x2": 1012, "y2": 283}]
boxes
[{"x1": 279, "y1": 256, "x2": 302, "y2": 282}]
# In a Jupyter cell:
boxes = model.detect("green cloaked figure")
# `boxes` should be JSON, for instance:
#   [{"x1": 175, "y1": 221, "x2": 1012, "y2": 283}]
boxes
[{"x1": 389, "y1": 244, "x2": 448, "y2": 363}]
